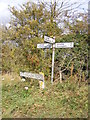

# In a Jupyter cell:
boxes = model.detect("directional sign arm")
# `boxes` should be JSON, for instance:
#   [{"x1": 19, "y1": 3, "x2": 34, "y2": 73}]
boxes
[
  {"x1": 55, "y1": 42, "x2": 74, "y2": 48},
  {"x1": 37, "y1": 43, "x2": 52, "y2": 49},
  {"x1": 44, "y1": 36, "x2": 55, "y2": 44},
  {"x1": 20, "y1": 72, "x2": 44, "y2": 81}
]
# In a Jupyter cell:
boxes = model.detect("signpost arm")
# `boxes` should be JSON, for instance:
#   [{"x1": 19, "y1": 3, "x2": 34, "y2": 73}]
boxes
[{"x1": 51, "y1": 44, "x2": 55, "y2": 84}]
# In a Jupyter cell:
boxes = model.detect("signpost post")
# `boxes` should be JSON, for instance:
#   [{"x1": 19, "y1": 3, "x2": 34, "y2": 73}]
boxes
[
  {"x1": 51, "y1": 44, "x2": 55, "y2": 84},
  {"x1": 37, "y1": 36, "x2": 74, "y2": 84}
]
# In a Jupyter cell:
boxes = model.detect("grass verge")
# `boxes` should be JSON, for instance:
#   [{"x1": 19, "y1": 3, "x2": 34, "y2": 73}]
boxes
[{"x1": 1, "y1": 74, "x2": 88, "y2": 118}]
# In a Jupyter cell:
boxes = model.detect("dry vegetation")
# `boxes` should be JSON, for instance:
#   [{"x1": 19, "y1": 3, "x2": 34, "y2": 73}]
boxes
[{"x1": 1, "y1": 74, "x2": 88, "y2": 118}]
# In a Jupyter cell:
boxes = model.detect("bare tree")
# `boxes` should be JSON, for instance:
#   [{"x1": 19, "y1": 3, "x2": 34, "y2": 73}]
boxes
[{"x1": 37, "y1": 0, "x2": 83, "y2": 23}]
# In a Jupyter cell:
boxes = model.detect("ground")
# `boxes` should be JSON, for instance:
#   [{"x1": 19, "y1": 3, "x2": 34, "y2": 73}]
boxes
[{"x1": 1, "y1": 74, "x2": 88, "y2": 118}]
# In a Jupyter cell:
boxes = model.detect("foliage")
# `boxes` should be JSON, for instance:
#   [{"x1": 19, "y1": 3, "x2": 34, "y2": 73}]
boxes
[
  {"x1": 55, "y1": 33, "x2": 88, "y2": 80},
  {"x1": 0, "y1": 26, "x2": 2, "y2": 72},
  {"x1": 1, "y1": 2, "x2": 61, "y2": 78},
  {"x1": 1, "y1": 1, "x2": 89, "y2": 119},
  {"x1": 1, "y1": 1, "x2": 88, "y2": 82}
]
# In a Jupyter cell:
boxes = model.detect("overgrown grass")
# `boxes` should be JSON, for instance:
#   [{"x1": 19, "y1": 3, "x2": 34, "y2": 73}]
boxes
[{"x1": 1, "y1": 74, "x2": 88, "y2": 118}]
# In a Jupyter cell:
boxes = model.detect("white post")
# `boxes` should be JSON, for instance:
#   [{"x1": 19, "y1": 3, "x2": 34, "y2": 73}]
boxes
[
  {"x1": 51, "y1": 44, "x2": 55, "y2": 84},
  {"x1": 59, "y1": 70, "x2": 62, "y2": 83}
]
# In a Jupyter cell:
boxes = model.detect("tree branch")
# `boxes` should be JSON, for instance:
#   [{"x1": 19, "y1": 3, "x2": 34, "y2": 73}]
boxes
[{"x1": 61, "y1": 56, "x2": 77, "y2": 72}]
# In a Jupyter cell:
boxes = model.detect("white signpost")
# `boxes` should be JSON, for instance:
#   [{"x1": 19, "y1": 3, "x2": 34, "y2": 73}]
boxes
[
  {"x1": 37, "y1": 43, "x2": 52, "y2": 49},
  {"x1": 20, "y1": 72, "x2": 45, "y2": 89},
  {"x1": 44, "y1": 36, "x2": 55, "y2": 44},
  {"x1": 37, "y1": 36, "x2": 74, "y2": 84},
  {"x1": 55, "y1": 42, "x2": 74, "y2": 48},
  {"x1": 20, "y1": 72, "x2": 44, "y2": 81}
]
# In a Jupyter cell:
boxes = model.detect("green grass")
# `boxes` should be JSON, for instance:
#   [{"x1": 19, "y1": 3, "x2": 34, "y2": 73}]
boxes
[{"x1": 2, "y1": 74, "x2": 88, "y2": 118}]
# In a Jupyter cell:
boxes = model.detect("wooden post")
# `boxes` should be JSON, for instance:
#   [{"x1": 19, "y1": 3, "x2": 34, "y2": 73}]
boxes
[
  {"x1": 39, "y1": 72, "x2": 45, "y2": 89},
  {"x1": 59, "y1": 70, "x2": 62, "y2": 83}
]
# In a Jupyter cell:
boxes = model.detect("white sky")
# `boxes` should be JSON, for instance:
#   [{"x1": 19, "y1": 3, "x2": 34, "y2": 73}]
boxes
[
  {"x1": 0, "y1": 0, "x2": 89, "y2": 25},
  {"x1": 0, "y1": 0, "x2": 30, "y2": 24}
]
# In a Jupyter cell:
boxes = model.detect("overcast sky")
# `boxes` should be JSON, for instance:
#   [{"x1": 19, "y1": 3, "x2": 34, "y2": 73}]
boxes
[{"x1": 0, "y1": 0, "x2": 89, "y2": 25}]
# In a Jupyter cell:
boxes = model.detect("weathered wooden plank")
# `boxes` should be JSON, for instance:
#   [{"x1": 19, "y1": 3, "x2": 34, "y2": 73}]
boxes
[{"x1": 20, "y1": 72, "x2": 44, "y2": 81}]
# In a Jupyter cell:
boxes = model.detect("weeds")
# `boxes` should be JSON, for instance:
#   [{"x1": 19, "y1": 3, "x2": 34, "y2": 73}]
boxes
[{"x1": 2, "y1": 74, "x2": 88, "y2": 118}]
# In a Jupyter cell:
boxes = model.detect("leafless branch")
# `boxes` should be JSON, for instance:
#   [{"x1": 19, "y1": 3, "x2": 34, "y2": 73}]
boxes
[{"x1": 62, "y1": 56, "x2": 77, "y2": 72}]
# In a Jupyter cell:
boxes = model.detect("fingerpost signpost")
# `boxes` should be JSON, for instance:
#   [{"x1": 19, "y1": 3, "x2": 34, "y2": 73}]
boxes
[
  {"x1": 20, "y1": 72, "x2": 45, "y2": 89},
  {"x1": 37, "y1": 36, "x2": 74, "y2": 84}
]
